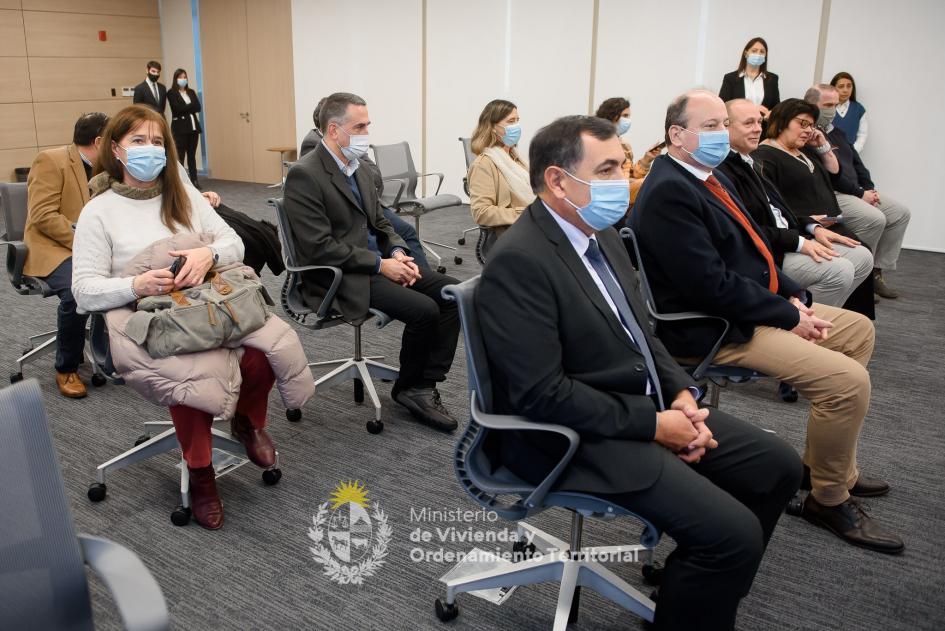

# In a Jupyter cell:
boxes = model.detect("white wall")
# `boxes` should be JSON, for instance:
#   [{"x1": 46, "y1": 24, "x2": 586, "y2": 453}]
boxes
[
  {"x1": 158, "y1": 0, "x2": 203, "y2": 170},
  {"x1": 279, "y1": 1, "x2": 944, "y2": 251},
  {"x1": 823, "y1": 0, "x2": 944, "y2": 252}
]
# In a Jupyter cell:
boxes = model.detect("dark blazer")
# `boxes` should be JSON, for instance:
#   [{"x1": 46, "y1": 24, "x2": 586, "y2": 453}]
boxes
[
  {"x1": 299, "y1": 128, "x2": 321, "y2": 158},
  {"x1": 132, "y1": 79, "x2": 167, "y2": 114},
  {"x1": 629, "y1": 156, "x2": 802, "y2": 358},
  {"x1": 718, "y1": 70, "x2": 780, "y2": 110},
  {"x1": 716, "y1": 151, "x2": 819, "y2": 265},
  {"x1": 167, "y1": 88, "x2": 202, "y2": 135},
  {"x1": 477, "y1": 200, "x2": 696, "y2": 495},
  {"x1": 825, "y1": 127, "x2": 874, "y2": 197},
  {"x1": 282, "y1": 143, "x2": 407, "y2": 321}
]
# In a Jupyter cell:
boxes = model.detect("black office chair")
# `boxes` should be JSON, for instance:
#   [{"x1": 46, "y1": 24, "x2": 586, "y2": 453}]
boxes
[
  {"x1": 0, "y1": 182, "x2": 68, "y2": 384},
  {"x1": 0, "y1": 379, "x2": 169, "y2": 629},
  {"x1": 269, "y1": 198, "x2": 399, "y2": 434},
  {"x1": 435, "y1": 278, "x2": 660, "y2": 628},
  {"x1": 619, "y1": 227, "x2": 765, "y2": 406},
  {"x1": 456, "y1": 137, "x2": 497, "y2": 266},
  {"x1": 371, "y1": 141, "x2": 463, "y2": 273}
]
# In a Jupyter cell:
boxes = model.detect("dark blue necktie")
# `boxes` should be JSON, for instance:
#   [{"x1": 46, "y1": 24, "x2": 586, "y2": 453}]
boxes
[{"x1": 585, "y1": 239, "x2": 664, "y2": 410}]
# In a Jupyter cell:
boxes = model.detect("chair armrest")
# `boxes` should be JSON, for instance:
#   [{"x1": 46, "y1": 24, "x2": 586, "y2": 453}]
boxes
[
  {"x1": 647, "y1": 308, "x2": 730, "y2": 381},
  {"x1": 78, "y1": 534, "x2": 169, "y2": 631},
  {"x1": 470, "y1": 391, "x2": 580, "y2": 510},
  {"x1": 380, "y1": 177, "x2": 407, "y2": 207},
  {"x1": 1, "y1": 237, "x2": 28, "y2": 291},
  {"x1": 285, "y1": 264, "x2": 342, "y2": 321},
  {"x1": 418, "y1": 172, "x2": 445, "y2": 195}
]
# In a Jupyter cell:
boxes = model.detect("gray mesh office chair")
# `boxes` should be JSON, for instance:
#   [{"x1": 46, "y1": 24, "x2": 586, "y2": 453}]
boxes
[
  {"x1": 85, "y1": 313, "x2": 283, "y2": 526},
  {"x1": 0, "y1": 379, "x2": 169, "y2": 630},
  {"x1": 456, "y1": 137, "x2": 498, "y2": 265},
  {"x1": 0, "y1": 182, "x2": 69, "y2": 384},
  {"x1": 371, "y1": 141, "x2": 463, "y2": 273},
  {"x1": 435, "y1": 278, "x2": 660, "y2": 628},
  {"x1": 270, "y1": 198, "x2": 399, "y2": 434},
  {"x1": 619, "y1": 227, "x2": 765, "y2": 407}
]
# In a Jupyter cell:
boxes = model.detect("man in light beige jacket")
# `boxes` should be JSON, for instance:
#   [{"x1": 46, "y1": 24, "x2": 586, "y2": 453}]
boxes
[{"x1": 24, "y1": 112, "x2": 108, "y2": 398}]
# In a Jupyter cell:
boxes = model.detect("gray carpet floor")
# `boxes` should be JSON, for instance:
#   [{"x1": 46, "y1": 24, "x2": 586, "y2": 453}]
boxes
[{"x1": 3, "y1": 178, "x2": 943, "y2": 630}]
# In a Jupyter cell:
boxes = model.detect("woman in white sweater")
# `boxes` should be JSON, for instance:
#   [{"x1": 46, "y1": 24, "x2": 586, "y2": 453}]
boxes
[{"x1": 72, "y1": 105, "x2": 273, "y2": 530}]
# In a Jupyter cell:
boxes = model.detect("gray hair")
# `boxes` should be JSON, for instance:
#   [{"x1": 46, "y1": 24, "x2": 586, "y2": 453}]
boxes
[
  {"x1": 804, "y1": 83, "x2": 838, "y2": 104},
  {"x1": 664, "y1": 94, "x2": 690, "y2": 144},
  {"x1": 318, "y1": 92, "x2": 366, "y2": 132}
]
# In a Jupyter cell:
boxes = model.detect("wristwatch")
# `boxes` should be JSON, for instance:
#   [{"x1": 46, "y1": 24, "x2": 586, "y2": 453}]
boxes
[{"x1": 208, "y1": 245, "x2": 219, "y2": 264}]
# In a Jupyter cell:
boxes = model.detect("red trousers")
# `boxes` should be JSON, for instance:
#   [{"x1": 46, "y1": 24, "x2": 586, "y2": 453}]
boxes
[{"x1": 169, "y1": 347, "x2": 275, "y2": 468}]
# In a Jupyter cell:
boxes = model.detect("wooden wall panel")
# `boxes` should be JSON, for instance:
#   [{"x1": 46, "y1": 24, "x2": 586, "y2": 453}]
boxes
[
  {"x1": 0, "y1": 9, "x2": 27, "y2": 56},
  {"x1": 0, "y1": 0, "x2": 21, "y2": 9},
  {"x1": 0, "y1": 57, "x2": 32, "y2": 103},
  {"x1": 33, "y1": 98, "x2": 131, "y2": 146},
  {"x1": 23, "y1": 11, "x2": 161, "y2": 58},
  {"x1": 21, "y1": 0, "x2": 157, "y2": 17},
  {"x1": 0, "y1": 147, "x2": 37, "y2": 182},
  {"x1": 29, "y1": 57, "x2": 158, "y2": 102},
  {"x1": 0, "y1": 102, "x2": 37, "y2": 149}
]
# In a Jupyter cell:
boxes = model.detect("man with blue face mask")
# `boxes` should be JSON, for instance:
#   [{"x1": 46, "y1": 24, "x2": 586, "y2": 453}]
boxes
[
  {"x1": 478, "y1": 114, "x2": 802, "y2": 630},
  {"x1": 283, "y1": 92, "x2": 461, "y2": 432},
  {"x1": 632, "y1": 90, "x2": 903, "y2": 555}
]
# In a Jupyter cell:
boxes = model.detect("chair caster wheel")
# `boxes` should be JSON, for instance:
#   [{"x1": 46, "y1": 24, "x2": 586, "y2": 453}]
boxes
[
  {"x1": 436, "y1": 266, "x2": 447, "y2": 274},
  {"x1": 91, "y1": 373, "x2": 107, "y2": 387},
  {"x1": 134, "y1": 434, "x2": 150, "y2": 447},
  {"x1": 10, "y1": 372, "x2": 23, "y2": 384},
  {"x1": 366, "y1": 420, "x2": 384, "y2": 434},
  {"x1": 170, "y1": 506, "x2": 191, "y2": 526},
  {"x1": 511, "y1": 540, "x2": 536, "y2": 561},
  {"x1": 286, "y1": 408, "x2": 302, "y2": 422},
  {"x1": 87, "y1": 483, "x2": 107, "y2": 502},
  {"x1": 642, "y1": 561, "x2": 664, "y2": 586},
  {"x1": 778, "y1": 381, "x2": 798, "y2": 403},
  {"x1": 457, "y1": 238, "x2": 466, "y2": 245},
  {"x1": 785, "y1": 492, "x2": 805, "y2": 516},
  {"x1": 453, "y1": 256, "x2": 462, "y2": 265},
  {"x1": 434, "y1": 598, "x2": 459, "y2": 622},
  {"x1": 353, "y1": 378, "x2": 364, "y2": 404},
  {"x1": 262, "y1": 468, "x2": 282, "y2": 485}
]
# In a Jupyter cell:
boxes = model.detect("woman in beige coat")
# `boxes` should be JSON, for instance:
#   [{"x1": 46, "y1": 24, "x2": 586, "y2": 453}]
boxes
[{"x1": 467, "y1": 99, "x2": 535, "y2": 240}]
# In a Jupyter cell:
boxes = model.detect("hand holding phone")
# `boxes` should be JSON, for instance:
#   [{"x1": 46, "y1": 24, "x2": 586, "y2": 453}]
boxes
[
  {"x1": 168, "y1": 255, "x2": 186, "y2": 276},
  {"x1": 648, "y1": 141, "x2": 667, "y2": 154}
]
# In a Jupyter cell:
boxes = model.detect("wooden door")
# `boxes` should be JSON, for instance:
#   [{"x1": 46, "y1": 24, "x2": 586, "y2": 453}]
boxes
[
  {"x1": 199, "y1": 0, "x2": 254, "y2": 181},
  {"x1": 246, "y1": 0, "x2": 295, "y2": 183}
]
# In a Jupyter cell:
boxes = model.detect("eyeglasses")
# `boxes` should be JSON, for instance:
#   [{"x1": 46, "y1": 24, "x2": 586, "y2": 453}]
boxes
[{"x1": 792, "y1": 118, "x2": 815, "y2": 130}]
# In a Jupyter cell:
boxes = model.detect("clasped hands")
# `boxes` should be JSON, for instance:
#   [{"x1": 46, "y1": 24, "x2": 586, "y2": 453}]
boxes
[
  {"x1": 655, "y1": 390, "x2": 717, "y2": 464},
  {"x1": 132, "y1": 246, "x2": 216, "y2": 297},
  {"x1": 379, "y1": 250, "x2": 422, "y2": 287},
  {"x1": 789, "y1": 296, "x2": 833, "y2": 342}
]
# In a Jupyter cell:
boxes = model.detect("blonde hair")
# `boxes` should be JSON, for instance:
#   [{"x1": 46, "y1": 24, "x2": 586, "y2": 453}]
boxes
[
  {"x1": 96, "y1": 105, "x2": 192, "y2": 232},
  {"x1": 470, "y1": 99, "x2": 520, "y2": 160}
]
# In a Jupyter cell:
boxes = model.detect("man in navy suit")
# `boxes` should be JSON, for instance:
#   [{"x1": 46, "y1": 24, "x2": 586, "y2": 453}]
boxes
[
  {"x1": 132, "y1": 61, "x2": 167, "y2": 114},
  {"x1": 631, "y1": 89, "x2": 903, "y2": 554},
  {"x1": 478, "y1": 115, "x2": 802, "y2": 630}
]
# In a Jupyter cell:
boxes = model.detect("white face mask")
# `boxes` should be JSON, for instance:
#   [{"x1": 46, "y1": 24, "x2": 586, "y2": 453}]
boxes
[{"x1": 337, "y1": 125, "x2": 370, "y2": 160}]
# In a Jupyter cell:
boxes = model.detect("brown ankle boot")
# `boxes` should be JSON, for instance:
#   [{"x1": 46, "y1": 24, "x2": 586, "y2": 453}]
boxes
[
  {"x1": 188, "y1": 465, "x2": 224, "y2": 530},
  {"x1": 230, "y1": 413, "x2": 276, "y2": 468}
]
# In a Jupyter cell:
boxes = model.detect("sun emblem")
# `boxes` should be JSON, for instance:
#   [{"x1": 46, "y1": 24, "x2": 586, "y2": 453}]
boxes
[{"x1": 329, "y1": 480, "x2": 370, "y2": 509}]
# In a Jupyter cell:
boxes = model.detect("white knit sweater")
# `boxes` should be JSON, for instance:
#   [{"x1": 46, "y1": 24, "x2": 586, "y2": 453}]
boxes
[{"x1": 72, "y1": 187, "x2": 244, "y2": 313}]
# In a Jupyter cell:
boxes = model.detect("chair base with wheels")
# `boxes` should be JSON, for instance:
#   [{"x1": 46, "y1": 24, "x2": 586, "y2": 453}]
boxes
[{"x1": 10, "y1": 329, "x2": 57, "y2": 383}]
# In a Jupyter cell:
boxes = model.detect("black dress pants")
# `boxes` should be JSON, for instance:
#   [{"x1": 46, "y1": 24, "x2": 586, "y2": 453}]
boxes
[
  {"x1": 368, "y1": 267, "x2": 459, "y2": 391},
  {"x1": 40, "y1": 257, "x2": 89, "y2": 373},
  {"x1": 174, "y1": 132, "x2": 199, "y2": 185},
  {"x1": 602, "y1": 410, "x2": 802, "y2": 631}
]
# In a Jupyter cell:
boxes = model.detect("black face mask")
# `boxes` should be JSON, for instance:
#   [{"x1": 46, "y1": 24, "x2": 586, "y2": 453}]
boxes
[{"x1": 148, "y1": 73, "x2": 160, "y2": 82}]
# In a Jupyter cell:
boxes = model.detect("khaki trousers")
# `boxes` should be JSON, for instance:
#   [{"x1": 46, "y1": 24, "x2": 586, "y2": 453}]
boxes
[{"x1": 712, "y1": 304, "x2": 874, "y2": 505}]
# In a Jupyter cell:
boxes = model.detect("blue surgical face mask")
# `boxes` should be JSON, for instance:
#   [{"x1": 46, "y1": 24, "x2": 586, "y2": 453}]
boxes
[
  {"x1": 616, "y1": 117, "x2": 632, "y2": 136},
  {"x1": 680, "y1": 128, "x2": 730, "y2": 169},
  {"x1": 562, "y1": 170, "x2": 630, "y2": 231},
  {"x1": 337, "y1": 125, "x2": 370, "y2": 161},
  {"x1": 117, "y1": 144, "x2": 166, "y2": 182},
  {"x1": 746, "y1": 53, "x2": 765, "y2": 67},
  {"x1": 500, "y1": 123, "x2": 521, "y2": 147},
  {"x1": 177, "y1": 78, "x2": 188, "y2": 88}
]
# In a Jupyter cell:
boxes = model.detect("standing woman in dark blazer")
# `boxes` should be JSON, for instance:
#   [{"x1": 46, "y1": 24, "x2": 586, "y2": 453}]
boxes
[
  {"x1": 167, "y1": 68, "x2": 202, "y2": 186},
  {"x1": 719, "y1": 37, "x2": 780, "y2": 118}
]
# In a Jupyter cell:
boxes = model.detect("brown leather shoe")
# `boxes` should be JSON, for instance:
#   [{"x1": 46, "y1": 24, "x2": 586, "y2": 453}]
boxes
[
  {"x1": 230, "y1": 413, "x2": 276, "y2": 468},
  {"x1": 188, "y1": 466, "x2": 224, "y2": 530},
  {"x1": 802, "y1": 495, "x2": 903, "y2": 554},
  {"x1": 56, "y1": 372, "x2": 87, "y2": 399}
]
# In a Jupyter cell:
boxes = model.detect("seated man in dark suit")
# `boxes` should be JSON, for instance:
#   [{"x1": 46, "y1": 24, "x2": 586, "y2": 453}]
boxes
[
  {"x1": 478, "y1": 115, "x2": 802, "y2": 630},
  {"x1": 300, "y1": 98, "x2": 429, "y2": 269},
  {"x1": 630, "y1": 89, "x2": 903, "y2": 554},
  {"x1": 283, "y1": 92, "x2": 459, "y2": 431},
  {"x1": 718, "y1": 99, "x2": 873, "y2": 308}
]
